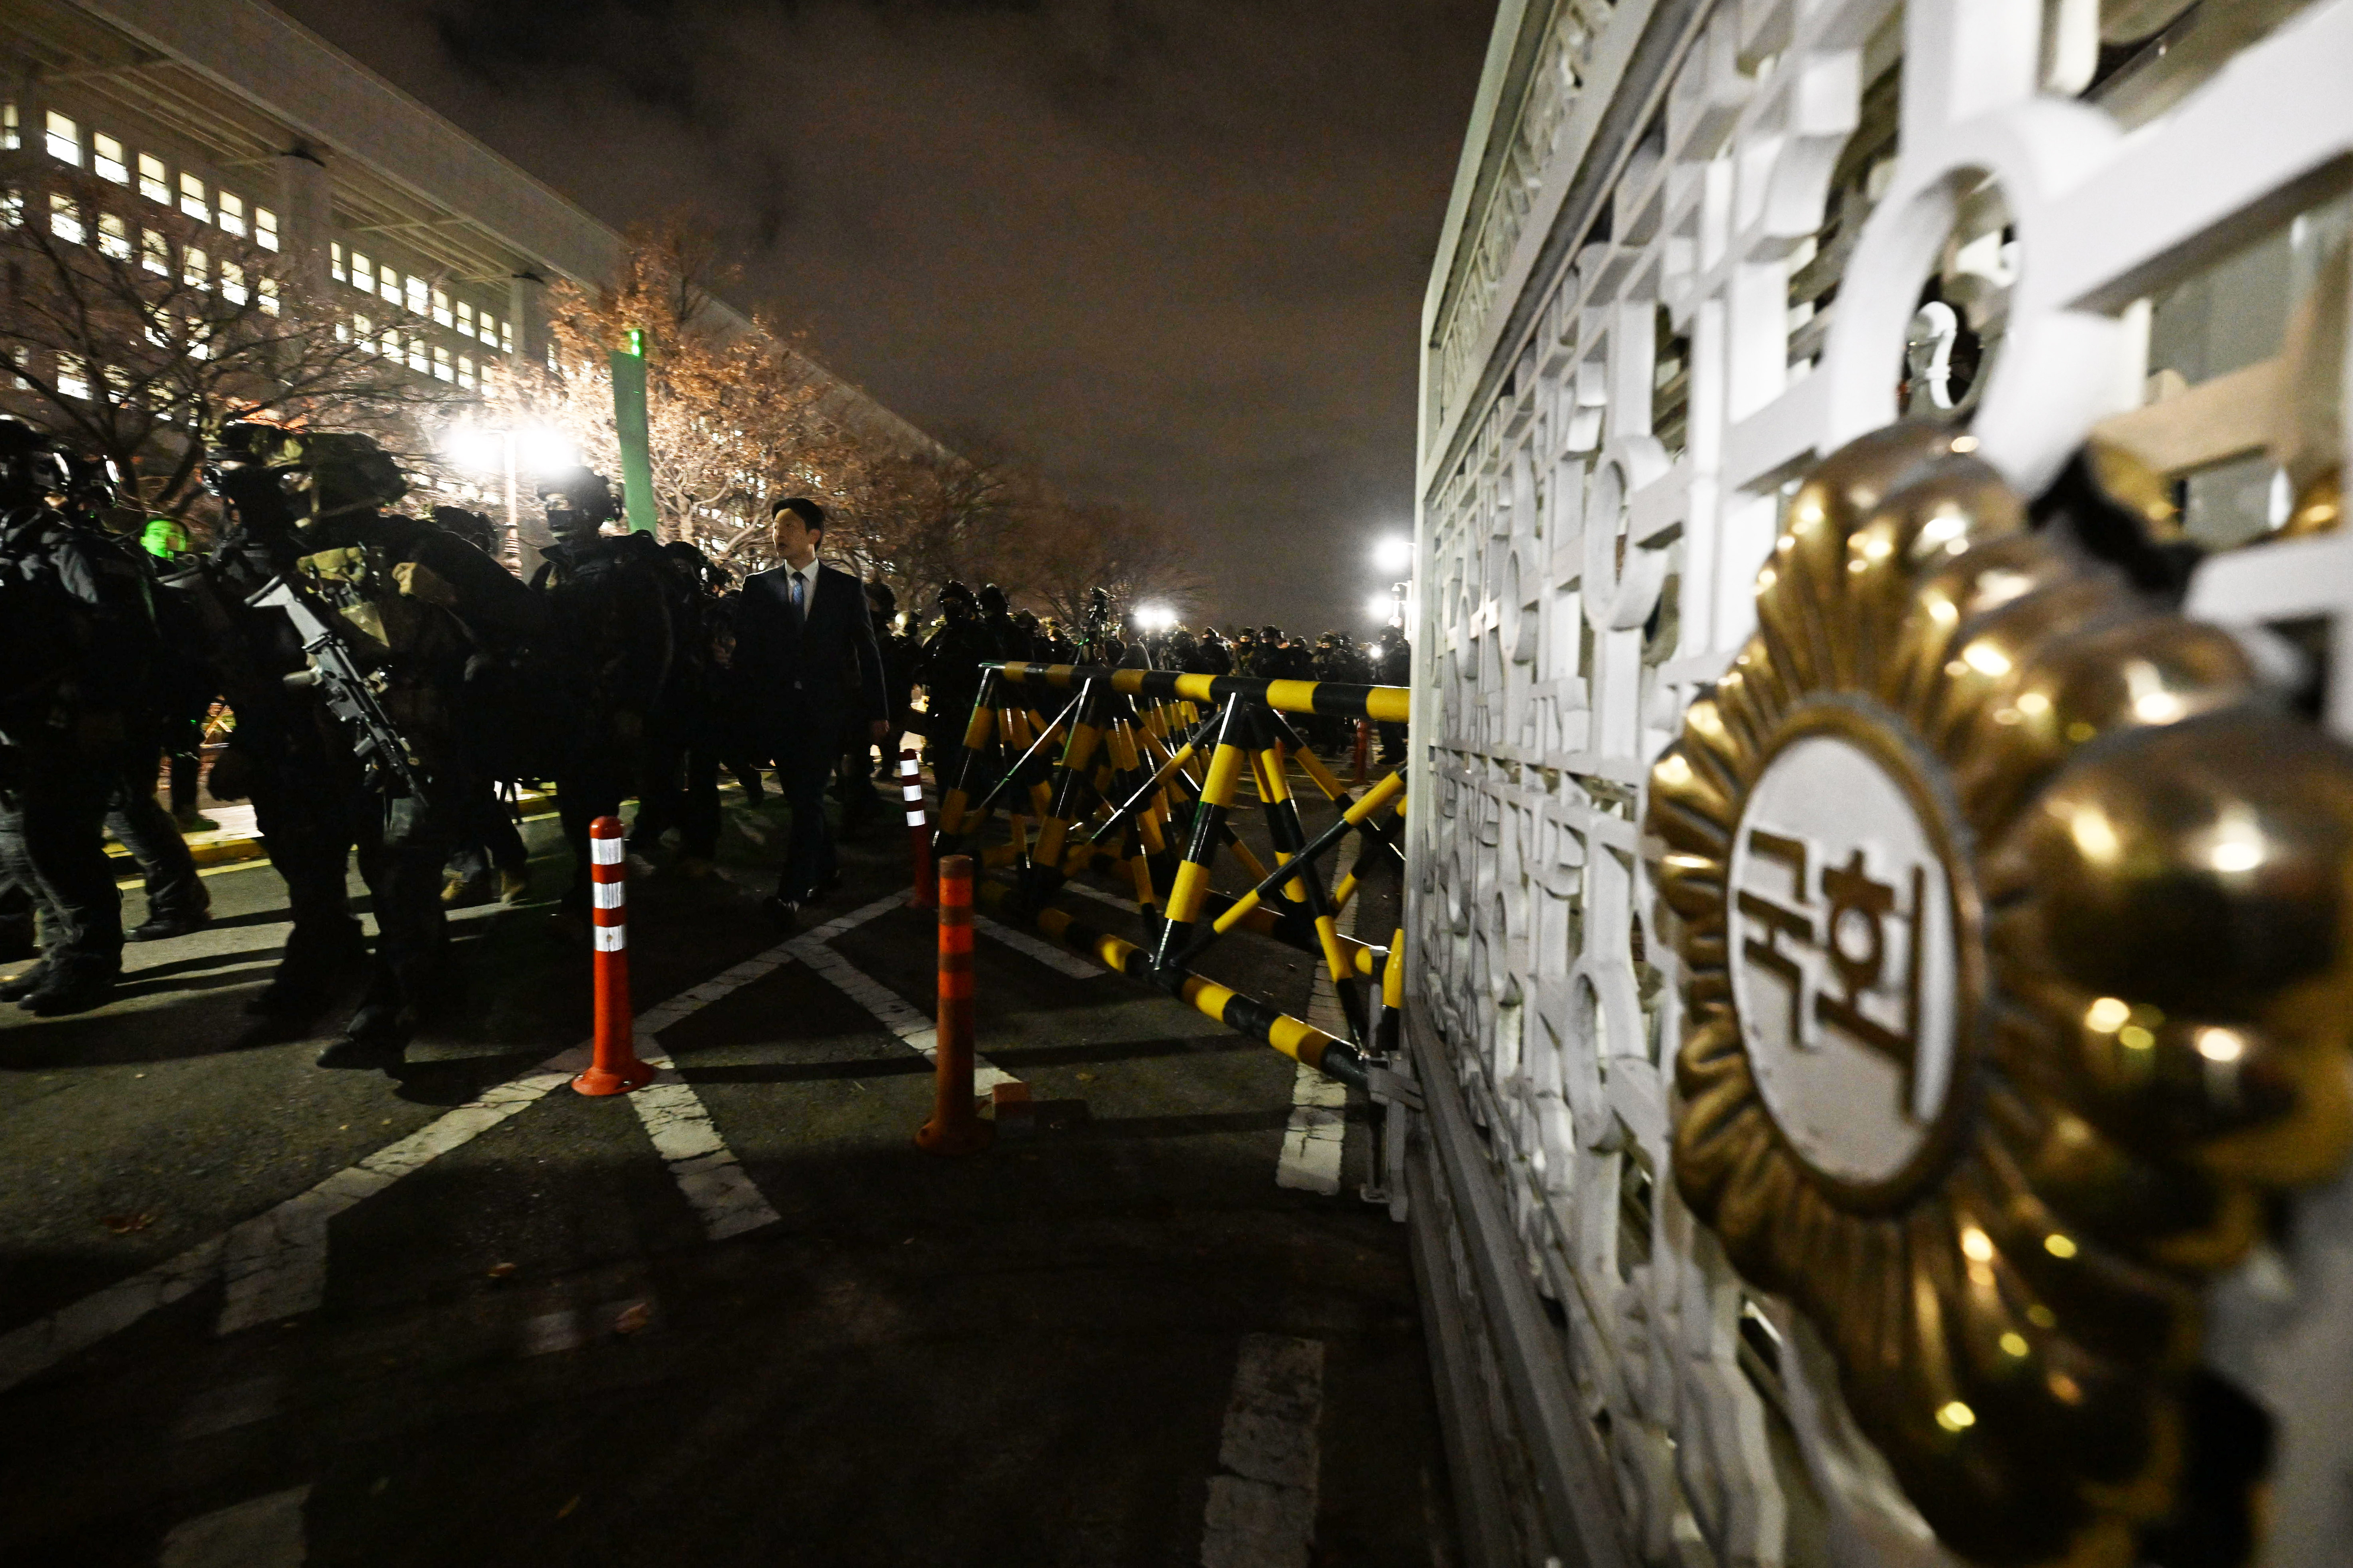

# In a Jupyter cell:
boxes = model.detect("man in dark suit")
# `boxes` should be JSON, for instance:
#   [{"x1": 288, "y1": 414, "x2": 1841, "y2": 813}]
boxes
[{"x1": 735, "y1": 498, "x2": 889, "y2": 922}]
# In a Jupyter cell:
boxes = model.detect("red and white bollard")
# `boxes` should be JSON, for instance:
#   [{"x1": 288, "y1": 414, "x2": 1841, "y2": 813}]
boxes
[
  {"x1": 901, "y1": 748, "x2": 936, "y2": 910},
  {"x1": 574, "y1": 815, "x2": 655, "y2": 1096},
  {"x1": 1352, "y1": 719, "x2": 1372, "y2": 784}
]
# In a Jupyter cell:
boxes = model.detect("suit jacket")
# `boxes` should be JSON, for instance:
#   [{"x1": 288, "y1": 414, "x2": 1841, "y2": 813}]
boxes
[{"x1": 735, "y1": 559, "x2": 888, "y2": 750}]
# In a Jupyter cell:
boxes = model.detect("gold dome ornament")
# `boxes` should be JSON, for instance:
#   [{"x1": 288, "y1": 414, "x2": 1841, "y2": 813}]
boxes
[{"x1": 1646, "y1": 423, "x2": 2353, "y2": 1567}]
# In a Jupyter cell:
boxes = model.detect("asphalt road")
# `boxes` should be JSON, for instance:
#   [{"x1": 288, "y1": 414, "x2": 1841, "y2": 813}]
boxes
[{"x1": 0, "y1": 765, "x2": 1452, "y2": 1567}]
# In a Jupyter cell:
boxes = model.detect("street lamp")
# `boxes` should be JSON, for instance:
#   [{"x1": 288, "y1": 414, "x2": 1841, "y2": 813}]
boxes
[
  {"x1": 442, "y1": 422, "x2": 575, "y2": 572},
  {"x1": 1373, "y1": 535, "x2": 1414, "y2": 574}
]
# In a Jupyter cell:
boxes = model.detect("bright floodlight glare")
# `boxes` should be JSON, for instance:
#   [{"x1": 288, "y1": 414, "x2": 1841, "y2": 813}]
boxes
[
  {"x1": 1136, "y1": 602, "x2": 1175, "y2": 632},
  {"x1": 443, "y1": 426, "x2": 504, "y2": 474},
  {"x1": 1369, "y1": 593, "x2": 1400, "y2": 621},
  {"x1": 516, "y1": 426, "x2": 578, "y2": 474},
  {"x1": 1374, "y1": 535, "x2": 1414, "y2": 573}
]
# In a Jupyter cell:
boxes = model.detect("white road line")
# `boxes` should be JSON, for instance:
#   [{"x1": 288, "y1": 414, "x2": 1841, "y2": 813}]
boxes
[
  {"x1": 1200, "y1": 1334, "x2": 1326, "y2": 1568},
  {"x1": 215, "y1": 1047, "x2": 592, "y2": 1335},
  {"x1": 1279, "y1": 835, "x2": 1361, "y2": 1196},
  {"x1": 1061, "y1": 879, "x2": 1138, "y2": 913},
  {"x1": 973, "y1": 912, "x2": 1101, "y2": 978},
  {"x1": 632, "y1": 1040, "x2": 782, "y2": 1240},
  {"x1": 784, "y1": 936, "x2": 1021, "y2": 1095},
  {"x1": 0, "y1": 1236, "x2": 221, "y2": 1393},
  {"x1": 159, "y1": 1484, "x2": 309, "y2": 1568}
]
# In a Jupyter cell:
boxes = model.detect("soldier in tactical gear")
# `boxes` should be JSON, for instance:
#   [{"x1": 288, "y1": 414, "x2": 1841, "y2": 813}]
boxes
[
  {"x1": 426, "y1": 505, "x2": 532, "y2": 909},
  {"x1": 1192, "y1": 626, "x2": 1232, "y2": 676},
  {"x1": 199, "y1": 424, "x2": 544, "y2": 1063},
  {"x1": 867, "y1": 581, "x2": 918, "y2": 779},
  {"x1": 632, "y1": 539, "x2": 731, "y2": 876},
  {"x1": 1374, "y1": 624, "x2": 1411, "y2": 763},
  {"x1": 918, "y1": 581, "x2": 998, "y2": 786},
  {"x1": 0, "y1": 421, "x2": 161, "y2": 1014},
  {"x1": 529, "y1": 469, "x2": 676, "y2": 915}
]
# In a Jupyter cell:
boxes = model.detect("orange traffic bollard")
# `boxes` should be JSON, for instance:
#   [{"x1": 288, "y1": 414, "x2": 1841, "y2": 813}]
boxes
[
  {"x1": 901, "y1": 748, "x2": 935, "y2": 910},
  {"x1": 1351, "y1": 719, "x2": 1372, "y2": 785},
  {"x1": 916, "y1": 854, "x2": 992, "y2": 1155},
  {"x1": 574, "y1": 815, "x2": 655, "y2": 1096}
]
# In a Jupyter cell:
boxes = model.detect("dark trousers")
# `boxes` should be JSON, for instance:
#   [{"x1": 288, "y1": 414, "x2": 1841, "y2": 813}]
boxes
[
  {"x1": 168, "y1": 750, "x2": 200, "y2": 813},
  {"x1": 245, "y1": 745, "x2": 366, "y2": 992},
  {"x1": 775, "y1": 725, "x2": 838, "y2": 898},
  {"x1": 108, "y1": 765, "x2": 206, "y2": 921},
  {"x1": 0, "y1": 757, "x2": 122, "y2": 982},
  {"x1": 448, "y1": 779, "x2": 528, "y2": 883},
  {"x1": 634, "y1": 736, "x2": 721, "y2": 860},
  {"x1": 555, "y1": 745, "x2": 631, "y2": 908},
  {"x1": 353, "y1": 790, "x2": 452, "y2": 1015}
]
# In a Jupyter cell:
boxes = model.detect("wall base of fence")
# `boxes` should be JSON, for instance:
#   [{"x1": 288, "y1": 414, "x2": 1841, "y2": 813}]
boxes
[{"x1": 1404, "y1": 1003, "x2": 1631, "y2": 1568}]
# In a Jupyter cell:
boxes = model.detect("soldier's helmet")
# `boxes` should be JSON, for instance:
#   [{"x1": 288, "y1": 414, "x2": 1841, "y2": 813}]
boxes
[
  {"x1": 536, "y1": 467, "x2": 619, "y2": 528},
  {"x1": 61, "y1": 450, "x2": 122, "y2": 517},
  {"x1": 1200, "y1": 626, "x2": 1225, "y2": 645},
  {"x1": 429, "y1": 505, "x2": 499, "y2": 555},
  {"x1": 1261, "y1": 625, "x2": 1283, "y2": 644},
  {"x1": 939, "y1": 579, "x2": 978, "y2": 620},
  {"x1": 0, "y1": 419, "x2": 69, "y2": 511},
  {"x1": 865, "y1": 579, "x2": 899, "y2": 622},
  {"x1": 299, "y1": 432, "x2": 408, "y2": 521},
  {"x1": 978, "y1": 582, "x2": 1008, "y2": 617}
]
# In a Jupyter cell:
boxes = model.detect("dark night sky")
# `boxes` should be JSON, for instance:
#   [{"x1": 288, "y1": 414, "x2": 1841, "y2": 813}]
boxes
[{"x1": 271, "y1": 0, "x2": 1494, "y2": 631}]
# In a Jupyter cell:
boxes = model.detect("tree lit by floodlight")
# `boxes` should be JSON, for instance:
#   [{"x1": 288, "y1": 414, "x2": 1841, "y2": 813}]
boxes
[{"x1": 1374, "y1": 536, "x2": 1414, "y2": 573}]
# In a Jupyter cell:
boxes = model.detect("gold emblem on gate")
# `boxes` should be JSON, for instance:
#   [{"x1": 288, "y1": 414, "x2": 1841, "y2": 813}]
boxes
[{"x1": 1648, "y1": 423, "x2": 2353, "y2": 1567}]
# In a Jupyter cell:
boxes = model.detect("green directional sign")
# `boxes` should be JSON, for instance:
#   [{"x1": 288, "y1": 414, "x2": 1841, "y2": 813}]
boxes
[{"x1": 609, "y1": 327, "x2": 655, "y2": 535}]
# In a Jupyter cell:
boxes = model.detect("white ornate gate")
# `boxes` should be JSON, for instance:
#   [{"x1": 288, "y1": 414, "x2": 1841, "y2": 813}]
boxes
[{"x1": 1402, "y1": 3, "x2": 2353, "y2": 1564}]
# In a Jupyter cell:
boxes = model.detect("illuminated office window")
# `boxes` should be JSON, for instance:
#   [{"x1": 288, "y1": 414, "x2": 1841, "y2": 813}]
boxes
[
  {"x1": 55, "y1": 352, "x2": 86, "y2": 399},
  {"x1": 142, "y1": 229, "x2": 169, "y2": 274},
  {"x1": 221, "y1": 259, "x2": 247, "y2": 305},
  {"x1": 178, "y1": 172, "x2": 208, "y2": 224},
  {"x1": 137, "y1": 154, "x2": 167, "y2": 205},
  {"x1": 48, "y1": 192, "x2": 81, "y2": 245},
  {"x1": 456, "y1": 301, "x2": 475, "y2": 338},
  {"x1": 457, "y1": 354, "x2": 475, "y2": 389},
  {"x1": 405, "y1": 275, "x2": 427, "y2": 315},
  {"x1": 44, "y1": 111, "x2": 78, "y2": 165},
  {"x1": 406, "y1": 336, "x2": 426, "y2": 373},
  {"x1": 331, "y1": 242, "x2": 346, "y2": 283},
  {"x1": 352, "y1": 252, "x2": 374, "y2": 293},
  {"x1": 92, "y1": 133, "x2": 126, "y2": 185},
  {"x1": 184, "y1": 245, "x2": 208, "y2": 291},
  {"x1": 259, "y1": 277, "x2": 279, "y2": 316},
  {"x1": 254, "y1": 206, "x2": 278, "y2": 251},
  {"x1": 432, "y1": 345, "x2": 452, "y2": 381},
  {"x1": 217, "y1": 191, "x2": 245, "y2": 238},
  {"x1": 2, "y1": 104, "x2": 18, "y2": 152},
  {"x1": 432, "y1": 287, "x2": 452, "y2": 327},
  {"x1": 379, "y1": 266, "x2": 399, "y2": 306},
  {"x1": 96, "y1": 211, "x2": 128, "y2": 261}
]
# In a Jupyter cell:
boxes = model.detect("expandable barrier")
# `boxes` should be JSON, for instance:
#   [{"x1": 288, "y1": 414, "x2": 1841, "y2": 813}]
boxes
[
  {"x1": 574, "y1": 815, "x2": 655, "y2": 1096},
  {"x1": 934, "y1": 662, "x2": 1408, "y2": 1092}
]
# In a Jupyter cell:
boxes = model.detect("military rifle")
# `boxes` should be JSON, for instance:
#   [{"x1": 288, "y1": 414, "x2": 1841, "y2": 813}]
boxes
[{"x1": 248, "y1": 572, "x2": 429, "y2": 807}]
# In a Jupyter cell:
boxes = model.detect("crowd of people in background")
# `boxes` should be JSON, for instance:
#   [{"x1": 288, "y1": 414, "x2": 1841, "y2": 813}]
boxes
[{"x1": 0, "y1": 415, "x2": 1411, "y2": 1075}]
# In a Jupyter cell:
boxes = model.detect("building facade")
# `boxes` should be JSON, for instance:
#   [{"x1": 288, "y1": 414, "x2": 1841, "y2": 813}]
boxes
[
  {"x1": 0, "y1": 0, "x2": 939, "y2": 526},
  {"x1": 1404, "y1": 2, "x2": 2353, "y2": 1565}
]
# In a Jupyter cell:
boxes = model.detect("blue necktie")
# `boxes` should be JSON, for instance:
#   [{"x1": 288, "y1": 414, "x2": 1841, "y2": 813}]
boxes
[{"x1": 789, "y1": 569, "x2": 805, "y2": 626}]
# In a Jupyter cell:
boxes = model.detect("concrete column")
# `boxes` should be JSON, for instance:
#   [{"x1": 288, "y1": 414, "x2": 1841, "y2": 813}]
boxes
[
  {"x1": 508, "y1": 272, "x2": 550, "y2": 369},
  {"x1": 272, "y1": 148, "x2": 332, "y2": 302}
]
